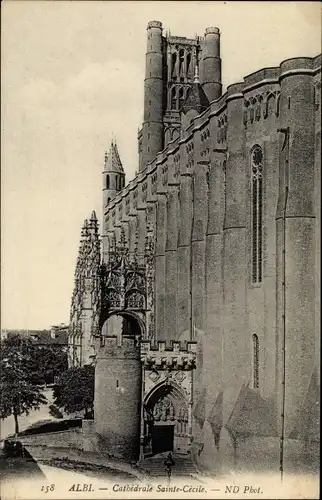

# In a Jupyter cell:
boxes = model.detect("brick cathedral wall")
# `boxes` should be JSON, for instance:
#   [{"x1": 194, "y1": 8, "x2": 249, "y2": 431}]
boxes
[
  {"x1": 275, "y1": 64, "x2": 317, "y2": 438},
  {"x1": 155, "y1": 195, "x2": 166, "y2": 341},
  {"x1": 165, "y1": 186, "x2": 179, "y2": 342},
  {"x1": 101, "y1": 55, "x2": 320, "y2": 469},
  {"x1": 177, "y1": 175, "x2": 193, "y2": 340}
]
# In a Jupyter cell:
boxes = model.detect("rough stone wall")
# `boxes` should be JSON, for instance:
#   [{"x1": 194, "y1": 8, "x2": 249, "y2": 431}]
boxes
[{"x1": 19, "y1": 429, "x2": 83, "y2": 450}]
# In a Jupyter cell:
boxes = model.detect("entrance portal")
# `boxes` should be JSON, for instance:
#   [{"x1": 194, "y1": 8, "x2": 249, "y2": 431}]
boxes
[
  {"x1": 151, "y1": 425, "x2": 174, "y2": 455},
  {"x1": 144, "y1": 381, "x2": 189, "y2": 457}
]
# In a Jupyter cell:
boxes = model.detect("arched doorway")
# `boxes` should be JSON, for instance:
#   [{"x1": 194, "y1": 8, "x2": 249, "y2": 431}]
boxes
[
  {"x1": 101, "y1": 310, "x2": 145, "y2": 338},
  {"x1": 144, "y1": 381, "x2": 189, "y2": 457}
]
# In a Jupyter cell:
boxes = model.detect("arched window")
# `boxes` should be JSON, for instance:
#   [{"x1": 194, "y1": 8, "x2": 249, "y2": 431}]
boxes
[
  {"x1": 178, "y1": 87, "x2": 185, "y2": 110},
  {"x1": 252, "y1": 334, "x2": 259, "y2": 389},
  {"x1": 186, "y1": 52, "x2": 191, "y2": 76},
  {"x1": 106, "y1": 175, "x2": 110, "y2": 189},
  {"x1": 171, "y1": 52, "x2": 177, "y2": 78},
  {"x1": 251, "y1": 145, "x2": 263, "y2": 284},
  {"x1": 171, "y1": 87, "x2": 177, "y2": 110},
  {"x1": 179, "y1": 49, "x2": 185, "y2": 74}
]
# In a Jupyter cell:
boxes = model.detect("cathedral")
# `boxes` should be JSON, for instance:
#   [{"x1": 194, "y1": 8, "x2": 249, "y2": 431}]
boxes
[{"x1": 68, "y1": 21, "x2": 321, "y2": 474}]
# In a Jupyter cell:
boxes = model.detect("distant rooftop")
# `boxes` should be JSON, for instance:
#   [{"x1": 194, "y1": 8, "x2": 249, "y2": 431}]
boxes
[{"x1": 1, "y1": 326, "x2": 68, "y2": 346}]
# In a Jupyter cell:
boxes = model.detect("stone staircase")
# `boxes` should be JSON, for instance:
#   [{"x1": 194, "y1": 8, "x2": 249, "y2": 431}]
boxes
[{"x1": 139, "y1": 452, "x2": 198, "y2": 479}]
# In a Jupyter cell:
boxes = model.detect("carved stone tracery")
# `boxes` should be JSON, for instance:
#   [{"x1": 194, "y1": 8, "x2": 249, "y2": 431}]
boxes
[
  {"x1": 145, "y1": 224, "x2": 156, "y2": 340},
  {"x1": 91, "y1": 225, "x2": 156, "y2": 340},
  {"x1": 69, "y1": 213, "x2": 101, "y2": 364},
  {"x1": 101, "y1": 228, "x2": 146, "y2": 312},
  {"x1": 243, "y1": 90, "x2": 281, "y2": 127}
]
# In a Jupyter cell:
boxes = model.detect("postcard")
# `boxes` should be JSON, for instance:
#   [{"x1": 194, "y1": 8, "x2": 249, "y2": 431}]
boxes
[{"x1": 1, "y1": 2, "x2": 320, "y2": 499}]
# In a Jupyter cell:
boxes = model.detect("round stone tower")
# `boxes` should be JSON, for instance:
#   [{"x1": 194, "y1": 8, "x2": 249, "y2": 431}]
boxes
[
  {"x1": 94, "y1": 333, "x2": 142, "y2": 461},
  {"x1": 141, "y1": 21, "x2": 164, "y2": 170},
  {"x1": 276, "y1": 58, "x2": 316, "y2": 440},
  {"x1": 202, "y1": 27, "x2": 222, "y2": 103}
]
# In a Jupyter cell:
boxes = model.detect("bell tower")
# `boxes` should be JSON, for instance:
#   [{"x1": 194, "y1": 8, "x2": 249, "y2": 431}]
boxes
[
  {"x1": 102, "y1": 140, "x2": 125, "y2": 215},
  {"x1": 163, "y1": 35, "x2": 200, "y2": 146}
]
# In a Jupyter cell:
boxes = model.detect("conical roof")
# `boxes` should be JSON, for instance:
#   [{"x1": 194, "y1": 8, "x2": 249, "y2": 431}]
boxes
[
  {"x1": 181, "y1": 84, "x2": 210, "y2": 115},
  {"x1": 104, "y1": 141, "x2": 124, "y2": 173},
  {"x1": 181, "y1": 66, "x2": 210, "y2": 115}
]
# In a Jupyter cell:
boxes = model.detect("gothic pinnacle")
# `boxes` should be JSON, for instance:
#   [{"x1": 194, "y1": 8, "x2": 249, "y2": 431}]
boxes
[
  {"x1": 194, "y1": 64, "x2": 200, "y2": 84},
  {"x1": 90, "y1": 210, "x2": 97, "y2": 222}
]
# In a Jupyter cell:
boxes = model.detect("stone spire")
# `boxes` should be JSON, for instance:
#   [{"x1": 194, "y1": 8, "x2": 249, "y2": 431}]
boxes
[{"x1": 104, "y1": 141, "x2": 124, "y2": 173}]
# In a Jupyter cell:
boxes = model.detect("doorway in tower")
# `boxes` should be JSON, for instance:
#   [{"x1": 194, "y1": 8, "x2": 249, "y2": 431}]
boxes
[
  {"x1": 151, "y1": 425, "x2": 174, "y2": 455},
  {"x1": 144, "y1": 380, "x2": 189, "y2": 457},
  {"x1": 101, "y1": 311, "x2": 143, "y2": 337}
]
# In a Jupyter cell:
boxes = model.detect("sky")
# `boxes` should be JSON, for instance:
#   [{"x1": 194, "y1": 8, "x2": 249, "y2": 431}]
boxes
[{"x1": 1, "y1": 1, "x2": 321, "y2": 330}]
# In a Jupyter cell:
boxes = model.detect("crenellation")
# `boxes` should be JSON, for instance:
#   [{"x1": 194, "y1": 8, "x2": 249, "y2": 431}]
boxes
[
  {"x1": 141, "y1": 339, "x2": 197, "y2": 353},
  {"x1": 97, "y1": 334, "x2": 141, "y2": 357},
  {"x1": 141, "y1": 339, "x2": 197, "y2": 370}
]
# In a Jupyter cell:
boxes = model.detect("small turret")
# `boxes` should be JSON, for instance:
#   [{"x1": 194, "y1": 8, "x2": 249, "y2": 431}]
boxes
[
  {"x1": 102, "y1": 140, "x2": 125, "y2": 214},
  {"x1": 202, "y1": 27, "x2": 222, "y2": 102},
  {"x1": 141, "y1": 21, "x2": 164, "y2": 170}
]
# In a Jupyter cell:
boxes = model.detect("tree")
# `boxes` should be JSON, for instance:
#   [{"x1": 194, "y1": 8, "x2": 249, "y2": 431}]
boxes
[
  {"x1": 32, "y1": 346, "x2": 68, "y2": 386},
  {"x1": 53, "y1": 365, "x2": 94, "y2": 419},
  {"x1": 0, "y1": 334, "x2": 47, "y2": 434}
]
